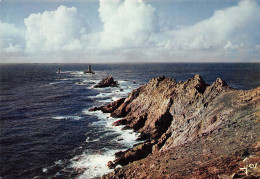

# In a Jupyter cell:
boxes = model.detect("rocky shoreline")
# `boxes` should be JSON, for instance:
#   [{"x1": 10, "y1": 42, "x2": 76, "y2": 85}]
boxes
[{"x1": 90, "y1": 74, "x2": 260, "y2": 178}]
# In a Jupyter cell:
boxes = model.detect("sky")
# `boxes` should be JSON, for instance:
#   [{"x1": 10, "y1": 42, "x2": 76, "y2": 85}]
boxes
[{"x1": 0, "y1": 0, "x2": 260, "y2": 63}]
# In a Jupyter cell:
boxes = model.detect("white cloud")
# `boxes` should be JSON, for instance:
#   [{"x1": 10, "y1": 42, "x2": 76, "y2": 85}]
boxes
[
  {"x1": 2, "y1": 0, "x2": 159, "y2": 54},
  {"x1": 97, "y1": 0, "x2": 158, "y2": 49},
  {"x1": 223, "y1": 41, "x2": 240, "y2": 50},
  {"x1": 162, "y1": 0, "x2": 260, "y2": 52},
  {"x1": 0, "y1": 21, "x2": 24, "y2": 52},
  {"x1": 24, "y1": 5, "x2": 88, "y2": 52}
]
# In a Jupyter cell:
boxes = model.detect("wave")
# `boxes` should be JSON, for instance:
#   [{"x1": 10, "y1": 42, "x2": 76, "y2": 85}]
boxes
[
  {"x1": 70, "y1": 149, "x2": 116, "y2": 179},
  {"x1": 51, "y1": 116, "x2": 82, "y2": 120},
  {"x1": 75, "y1": 108, "x2": 141, "y2": 178},
  {"x1": 49, "y1": 81, "x2": 63, "y2": 85}
]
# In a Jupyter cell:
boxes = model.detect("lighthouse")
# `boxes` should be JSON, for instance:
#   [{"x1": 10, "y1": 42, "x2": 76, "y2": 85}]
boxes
[{"x1": 84, "y1": 65, "x2": 95, "y2": 74}]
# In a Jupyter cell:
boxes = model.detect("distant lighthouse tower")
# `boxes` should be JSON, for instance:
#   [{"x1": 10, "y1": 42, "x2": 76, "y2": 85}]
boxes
[
  {"x1": 84, "y1": 65, "x2": 95, "y2": 74},
  {"x1": 88, "y1": 65, "x2": 92, "y2": 72}
]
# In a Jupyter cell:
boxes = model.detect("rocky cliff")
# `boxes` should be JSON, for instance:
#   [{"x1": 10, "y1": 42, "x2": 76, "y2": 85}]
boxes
[{"x1": 91, "y1": 75, "x2": 260, "y2": 178}]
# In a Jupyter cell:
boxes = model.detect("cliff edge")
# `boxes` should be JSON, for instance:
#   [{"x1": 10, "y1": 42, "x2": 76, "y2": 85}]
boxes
[{"x1": 91, "y1": 74, "x2": 260, "y2": 178}]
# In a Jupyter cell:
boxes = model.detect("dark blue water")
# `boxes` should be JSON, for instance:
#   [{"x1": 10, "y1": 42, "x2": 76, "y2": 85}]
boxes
[{"x1": 0, "y1": 63, "x2": 260, "y2": 178}]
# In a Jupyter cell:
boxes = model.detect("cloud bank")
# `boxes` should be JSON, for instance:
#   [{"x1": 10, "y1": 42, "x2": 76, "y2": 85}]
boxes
[
  {"x1": 162, "y1": 0, "x2": 260, "y2": 52},
  {"x1": 22, "y1": 0, "x2": 158, "y2": 52},
  {"x1": 0, "y1": 0, "x2": 259, "y2": 62},
  {"x1": 0, "y1": 21, "x2": 24, "y2": 52}
]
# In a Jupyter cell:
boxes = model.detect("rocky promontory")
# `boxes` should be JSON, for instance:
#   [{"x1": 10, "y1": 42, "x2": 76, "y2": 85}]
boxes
[{"x1": 91, "y1": 74, "x2": 260, "y2": 178}]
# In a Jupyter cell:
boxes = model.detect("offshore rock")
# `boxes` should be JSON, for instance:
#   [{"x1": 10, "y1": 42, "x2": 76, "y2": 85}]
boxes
[
  {"x1": 94, "y1": 76, "x2": 118, "y2": 88},
  {"x1": 95, "y1": 74, "x2": 260, "y2": 178}
]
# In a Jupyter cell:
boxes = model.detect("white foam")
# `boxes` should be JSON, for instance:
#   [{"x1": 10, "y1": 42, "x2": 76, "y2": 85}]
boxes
[
  {"x1": 51, "y1": 116, "x2": 82, "y2": 120},
  {"x1": 99, "y1": 98, "x2": 113, "y2": 103},
  {"x1": 112, "y1": 97, "x2": 120, "y2": 101},
  {"x1": 58, "y1": 71, "x2": 72, "y2": 74},
  {"x1": 49, "y1": 81, "x2": 62, "y2": 85},
  {"x1": 83, "y1": 106, "x2": 141, "y2": 144},
  {"x1": 73, "y1": 112, "x2": 142, "y2": 178},
  {"x1": 71, "y1": 71, "x2": 84, "y2": 75},
  {"x1": 42, "y1": 168, "x2": 48, "y2": 173},
  {"x1": 96, "y1": 92, "x2": 113, "y2": 98},
  {"x1": 55, "y1": 159, "x2": 63, "y2": 165},
  {"x1": 83, "y1": 109, "x2": 109, "y2": 119},
  {"x1": 70, "y1": 150, "x2": 117, "y2": 179},
  {"x1": 104, "y1": 118, "x2": 142, "y2": 147},
  {"x1": 89, "y1": 120, "x2": 108, "y2": 127},
  {"x1": 89, "y1": 90, "x2": 128, "y2": 102},
  {"x1": 85, "y1": 80, "x2": 138, "y2": 101},
  {"x1": 82, "y1": 79, "x2": 100, "y2": 84},
  {"x1": 117, "y1": 129, "x2": 141, "y2": 147},
  {"x1": 94, "y1": 87, "x2": 112, "y2": 91},
  {"x1": 85, "y1": 137, "x2": 99, "y2": 143},
  {"x1": 85, "y1": 109, "x2": 142, "y2": 146},
  {"x1": 59, "y1": 78, "x2": 69, "y2": 81},
  {"x1": 75, "y1": 82, "x2": 88, "y2": 86},
  {"x1": 73, "y1": 80, "x2": 143, "y2": 178},
  {"x1": 85, "y1": 137, "x2": 90, "y2": 142}
]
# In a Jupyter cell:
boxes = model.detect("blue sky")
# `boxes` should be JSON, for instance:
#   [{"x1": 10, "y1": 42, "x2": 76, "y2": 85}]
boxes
[{"x1": 0, "y1": 0, "x2": 259, "y2": 63}]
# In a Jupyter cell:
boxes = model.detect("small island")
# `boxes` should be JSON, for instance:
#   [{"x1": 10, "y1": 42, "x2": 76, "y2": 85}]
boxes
[{"x1": 94, "y1": 76, "x2": 118, "y2": 88}]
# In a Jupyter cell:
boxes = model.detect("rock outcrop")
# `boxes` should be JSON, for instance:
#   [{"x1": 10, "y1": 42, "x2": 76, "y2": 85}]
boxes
[
  {"x1": 90, "y1": 74, "x2": 260, "y2": 178},
  {"x1": 89, "y1": 98, "x2": 125, "y2": 113},
  {"x1": 94, "y1": 76, "x2": 118, "y2": 88}
]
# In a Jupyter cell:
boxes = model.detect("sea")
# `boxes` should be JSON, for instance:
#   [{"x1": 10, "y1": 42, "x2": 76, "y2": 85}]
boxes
[{"x1": 0, "y1": 63, "x2": 260, "y2": 179}]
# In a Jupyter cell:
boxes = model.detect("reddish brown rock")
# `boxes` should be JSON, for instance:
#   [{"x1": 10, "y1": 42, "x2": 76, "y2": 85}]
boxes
[
  {"x1": 107, "y1": 161, "x2": 116, "y2": 169},
  {"x1": 111, "y1": 76, "x2": 177, "y2": 139},
  {"x1": 96, "y1": 74, "x2": 260, "y2": 178},
  {"x1": 112, "y1": 141, "x2": 154, "y2": 167},
  {"x1": 112, "y1": 118, "x2": 127, "y2": 126}
]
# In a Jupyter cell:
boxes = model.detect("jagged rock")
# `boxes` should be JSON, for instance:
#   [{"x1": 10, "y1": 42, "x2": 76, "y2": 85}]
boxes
[
  {"x1": 112, "y1": 118, "x2": 127, "y2": 126},
  {"x1": 97, "y1": 74, "x2": 260, "y2": 178},
  {"x1": 94, "y1": 76, "x2": 118, "y2": 88},
  {"x1": 194, "y1": 74, "x2": 208, "y2": 93},
  {"x1": 107, "y1": 161, "x2": 116, "y2": 169},
  {"x1": 112, "y1": 141, "x2": 154, "y2": 167},
  {"x1": 111, "y1": 76, "x2": 177, "y2": 139},
  {"x1": 115, "y1": 151, "x2": 125, "y2": 157},
  {"x1": 89, "y1": 98, "x2": 125, "y2": 113}
]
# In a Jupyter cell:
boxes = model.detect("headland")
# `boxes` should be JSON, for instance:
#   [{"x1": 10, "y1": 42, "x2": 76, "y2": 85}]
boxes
[{"x1": 91, "y1": 74, "x2": 260, "y2": 178}]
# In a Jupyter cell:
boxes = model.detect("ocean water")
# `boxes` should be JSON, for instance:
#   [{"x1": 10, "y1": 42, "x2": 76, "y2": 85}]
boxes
[{"x1": 0, "y1": 63, "x2": 259, "y2": 178}]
